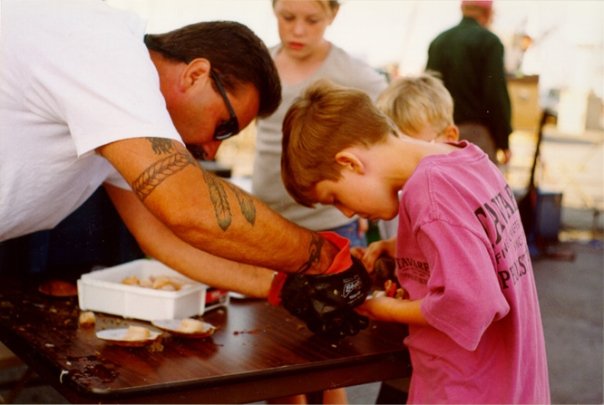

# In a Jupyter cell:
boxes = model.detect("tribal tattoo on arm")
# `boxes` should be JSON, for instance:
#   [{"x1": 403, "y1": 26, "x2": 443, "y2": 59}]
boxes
[
  {"x1": 200, "y1": 171, "x2": 258, "y2": 230},
  {"x1": 225, "y1": 182, "x2": 256, "y2": 226},
  {"x1": 296, "y1": 233, "x2": 324, "y2": 274},
  {"x1": 132, "y1": 138, "x2": 257, "y2": 231},
  {"x1": 201, "y1": 168, "x2": 232, "y2": 231},
  {"x1": 149, "y1": 138, "x2": 174, "y2": 154}
]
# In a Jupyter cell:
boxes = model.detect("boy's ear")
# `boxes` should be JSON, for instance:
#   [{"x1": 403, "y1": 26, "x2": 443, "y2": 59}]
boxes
[
  {"x1": 443, "y1": 125, "x2": 460, "y2": 142},
  {"x1": 334, "y1": 151, "x2": 365, "y2": 174},
  {"x1": 180, "y1": 57, "x2": 211, "y2": 91}
]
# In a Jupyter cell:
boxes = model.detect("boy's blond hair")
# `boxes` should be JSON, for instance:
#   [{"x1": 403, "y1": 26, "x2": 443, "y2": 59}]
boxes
[
  {"x1": 376, "y1": 72, "x2": 454, "y2": 136},
  {"x1": 282, "y1": 79, "x2": 391, "y2": 207}
]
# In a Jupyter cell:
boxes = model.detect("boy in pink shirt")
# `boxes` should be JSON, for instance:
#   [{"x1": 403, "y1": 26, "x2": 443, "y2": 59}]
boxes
[{"x1": 280, "y1": 79, "x2": 550, "y2": 403}]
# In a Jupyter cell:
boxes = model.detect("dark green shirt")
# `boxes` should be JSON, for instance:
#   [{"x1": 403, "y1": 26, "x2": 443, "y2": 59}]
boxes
[{"x1": 426, "y1": 17, "x2": 512, "y2": 150}]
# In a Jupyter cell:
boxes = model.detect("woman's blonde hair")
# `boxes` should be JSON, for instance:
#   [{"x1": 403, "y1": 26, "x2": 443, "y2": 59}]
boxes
[
  {"x1": 282, "y1": 79, "x2": 391, "y2": 207},
  {"x1": 272, "y1": 0, "x2": 340, "y2": 14},
  {"x1": 377, "y1": 72, "x2": 454, "y2": 136}
]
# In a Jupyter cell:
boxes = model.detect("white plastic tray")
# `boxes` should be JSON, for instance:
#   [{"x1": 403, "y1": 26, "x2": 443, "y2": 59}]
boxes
[{"x1": 77, "y1": 259, "x2": 206, "y2": 321}]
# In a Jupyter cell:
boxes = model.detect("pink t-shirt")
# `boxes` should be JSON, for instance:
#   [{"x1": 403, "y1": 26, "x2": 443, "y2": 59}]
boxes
[{"x1": 396, "y1": 142, "x2": 550, "y2": 403}]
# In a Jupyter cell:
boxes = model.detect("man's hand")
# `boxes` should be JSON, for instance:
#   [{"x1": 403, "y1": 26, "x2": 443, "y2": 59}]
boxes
[
  {"x1": 279, "y1": 256, "x2": 372, "y2": 339},
  {"x1": 267, "y1": 232, "x2": 372, "y2": 338}
]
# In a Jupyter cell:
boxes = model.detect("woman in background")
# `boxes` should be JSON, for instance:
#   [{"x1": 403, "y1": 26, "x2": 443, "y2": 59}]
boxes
[
  {"x1": 252, "y1": 0, "x2": 387, "y2": 254},
  {"x1": 253, "y1": 1, "x2": 386, "y2": 403}
]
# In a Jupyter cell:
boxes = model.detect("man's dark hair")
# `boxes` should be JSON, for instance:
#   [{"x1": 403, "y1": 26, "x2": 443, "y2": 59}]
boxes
[{"x1": 144, "y1": 21, "x2": 281, "y2": 118}]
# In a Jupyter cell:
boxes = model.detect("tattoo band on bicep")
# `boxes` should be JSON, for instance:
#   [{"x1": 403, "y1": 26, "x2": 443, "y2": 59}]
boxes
[
  {"x1": 132, "y1": 152, "x2": 196, "y2": 201},
  {"x1": 297, "y1": 233, "x2": 324, "y2": 273}
]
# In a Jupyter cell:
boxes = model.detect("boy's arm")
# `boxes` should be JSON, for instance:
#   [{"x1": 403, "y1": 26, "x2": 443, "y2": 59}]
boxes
[{"x1": 355, "y1": 297, "x2": 428, "y2": 326}]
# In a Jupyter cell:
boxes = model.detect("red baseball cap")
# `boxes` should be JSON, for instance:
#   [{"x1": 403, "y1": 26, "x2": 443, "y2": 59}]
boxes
[{"x1": 461, "y1": 0, "x2": 493, "y2": 8}]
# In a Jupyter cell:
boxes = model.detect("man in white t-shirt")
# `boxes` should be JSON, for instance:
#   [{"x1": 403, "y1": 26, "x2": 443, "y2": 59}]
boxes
[{"x1": 0, "y1": 0, "x2": 372, "y2": 336}]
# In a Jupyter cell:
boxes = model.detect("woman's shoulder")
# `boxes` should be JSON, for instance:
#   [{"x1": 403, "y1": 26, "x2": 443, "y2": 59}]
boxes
[
  {"x1": 328, "y1": 44, "x2": 372, "y2": 67},
  {"x1": 325, "y1": 44, "x2": 387, "y2": 95}
]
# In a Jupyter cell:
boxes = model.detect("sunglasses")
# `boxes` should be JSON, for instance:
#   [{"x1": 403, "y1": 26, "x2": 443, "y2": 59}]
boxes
[{"x1": 210, "y1": 70, "x2": 240, "y2": 141}]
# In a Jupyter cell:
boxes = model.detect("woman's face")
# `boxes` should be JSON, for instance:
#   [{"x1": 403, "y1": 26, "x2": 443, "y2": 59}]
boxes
[{"x1": 273, "y1": 0, "x2": 336, "y2": 60}]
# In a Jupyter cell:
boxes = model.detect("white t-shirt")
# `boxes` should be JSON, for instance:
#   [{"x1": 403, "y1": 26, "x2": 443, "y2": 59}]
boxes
[{"x1": 0, "y1": 0, "x2": 181, "y2": 241}]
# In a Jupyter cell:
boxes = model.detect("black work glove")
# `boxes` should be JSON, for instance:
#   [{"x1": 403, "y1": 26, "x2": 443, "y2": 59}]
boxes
[{"x1": 280, "y1": 256, "x2": 372, "y2": 339}]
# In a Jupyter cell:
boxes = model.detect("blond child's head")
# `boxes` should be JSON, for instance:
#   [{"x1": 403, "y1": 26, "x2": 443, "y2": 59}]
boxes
[
  {"x1": 377, "y1": 72, "x2": 458, "y2": 143},
  {"x1": 282, "y1": 79, "x2": 392, "y2": 207}
]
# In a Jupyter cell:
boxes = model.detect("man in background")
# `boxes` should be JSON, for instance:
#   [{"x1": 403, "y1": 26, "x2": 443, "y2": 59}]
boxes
[{"x1": 426, "y1": 0, "x2": 512, "y2": 164}]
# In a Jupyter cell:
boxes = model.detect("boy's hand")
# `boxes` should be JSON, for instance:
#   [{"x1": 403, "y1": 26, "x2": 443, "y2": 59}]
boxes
[
  {"x1": 360, "y1": 239, "x2": 397, "y2": 272},
  {"x1": 276, "y1": 256, "x2": 372, "y2": 339},
  {"x1": 349, "y1": 246, "x2": 366, "y2": 261}
]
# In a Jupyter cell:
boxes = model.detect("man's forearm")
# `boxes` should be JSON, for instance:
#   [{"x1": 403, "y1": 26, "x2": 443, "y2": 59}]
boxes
[
  {"x1": 168, "y1": 175, "x2": 339, "y2": 274},
  {"x1": 100, "y1": 138, "x2": 339, "y2": 274},
  {"x1": 106, "y1": 182, "x2": 276, "y2": 297}
]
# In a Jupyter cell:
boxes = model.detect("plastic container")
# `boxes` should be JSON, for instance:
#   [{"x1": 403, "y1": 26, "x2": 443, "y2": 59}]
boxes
[{"x1": 77, "y1": 259, "x2": 207, "y2": 321}]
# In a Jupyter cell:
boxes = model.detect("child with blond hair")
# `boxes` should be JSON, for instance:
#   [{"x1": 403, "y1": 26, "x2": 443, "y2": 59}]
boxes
[
  {"x1": 375, "y1": 72, "x2": 459, "y2": 241},
  {"x1": 280, "y1": 80, "x2": 550, "y2": 403},
  {"x1": 377, "y1": 72, "x2": 459, "y2": 144}
]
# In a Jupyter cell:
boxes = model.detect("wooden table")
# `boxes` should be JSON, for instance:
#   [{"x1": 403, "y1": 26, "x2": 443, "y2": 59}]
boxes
[{"x1": 0, "y1": 278, "x2": 409, "y2": 403}]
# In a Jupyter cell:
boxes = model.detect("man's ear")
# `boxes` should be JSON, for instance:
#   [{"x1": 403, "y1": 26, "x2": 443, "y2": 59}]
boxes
[
  {"x1": 334, "y1": 150, "x2": 365, "y2": 174},
  {"x1": 180, "y1": 58, "x2": 211, "y2": 91},
  {"x1": 443, "y1": 125, "x2": 460, "y2": 142}
]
